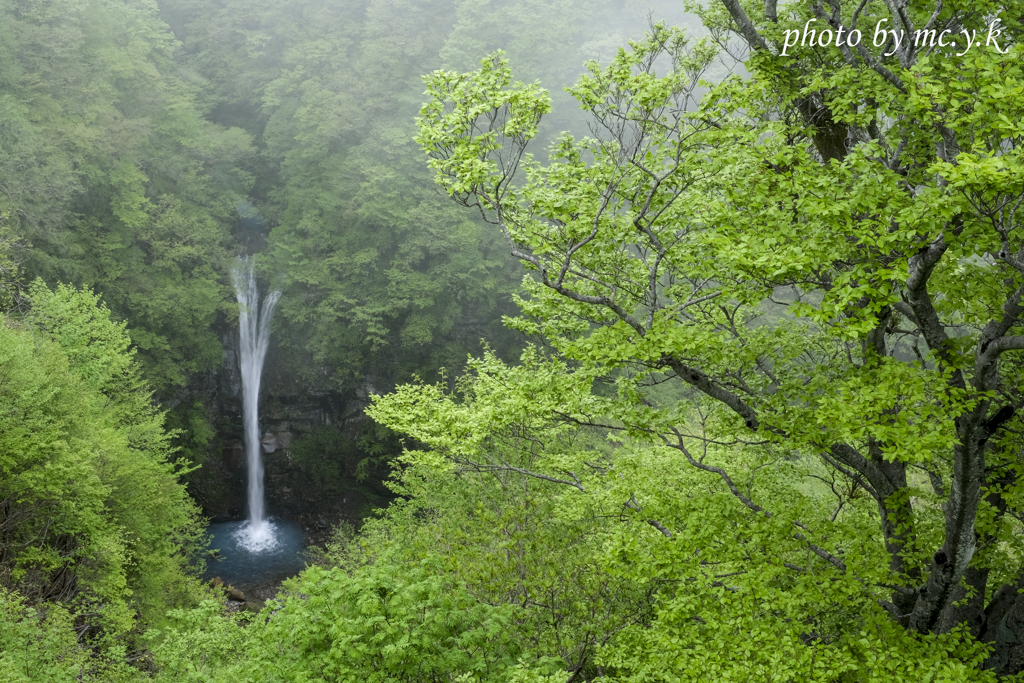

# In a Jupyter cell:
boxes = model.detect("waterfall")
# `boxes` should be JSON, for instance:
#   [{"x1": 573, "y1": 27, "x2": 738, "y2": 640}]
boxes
[{"x1": 232, "y1": 256, "x2": 281, "y2": 553}]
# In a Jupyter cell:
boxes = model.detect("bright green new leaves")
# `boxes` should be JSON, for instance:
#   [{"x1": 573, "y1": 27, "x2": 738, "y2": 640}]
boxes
[
  {"x1": 0, "y1": 320, "x2": 116, "y2": 599},
  {"x1": 419, "y1": 52, "x2": 551, "y2": 201},
  {"x1": 413, "y1": 3, "x2": 1024, "y2": 676},
  {"x1": 152, "y1": 566, "x2": 525, "y2": 683},
  {"x1": 26, "y1": 280, "x2": 135, "y2": 391},
  {"x1": 368, "y1": 348, "x2": 999, "y2": 681},
  {"x1": 1, "y1": 284, "x2": 206, "y2": 670},
  {"x1": 0, "y1": 589, "x2": 89, "y2": 683},
  {"x1": 414, "y1": 16, "x2": 1023, "y2": 481},
  {"x1": 368, "y1": 346, "x2": 596, "y2": 466}
]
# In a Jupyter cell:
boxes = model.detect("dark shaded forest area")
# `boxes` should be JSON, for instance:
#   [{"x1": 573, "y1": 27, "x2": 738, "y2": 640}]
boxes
[{"x1": 2, "y1": 0, "x2": 1024, "y2": 680}]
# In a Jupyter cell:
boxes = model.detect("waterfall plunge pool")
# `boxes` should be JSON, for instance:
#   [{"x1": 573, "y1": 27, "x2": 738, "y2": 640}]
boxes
[{"x1": 203, "y1": 518, "x2": 307, "y2": 586}]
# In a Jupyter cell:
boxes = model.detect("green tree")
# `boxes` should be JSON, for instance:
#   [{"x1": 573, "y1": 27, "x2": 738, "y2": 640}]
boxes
[
  {"x1": 153, "y1": 353, "x2": 650, "y2": 681},
  {"x1": 1, "y1": 282, "x2": 206, "y2": 664},
  {"x1": 157, "y1": 0, "x2": 688, "y2": 396},
  {"x1": 151, "y1": 567, "x2": 524, "y2": 683},
  {"x1": 371, "y1": 348, "x2": 1000, "y2": 681},
  {"x1": 0, "y1": 0, "x2": 253, "y2": 390},
  {"x1": 0, "y1": 589, "x2": 89, "y2": 683},
  {"x1": 0, "y1": 211, "x2": 21, "y2": 309},
  {"x1": 414, "y1": 1, "x2": 1024, "y2": 676},
  {"x1": 254, "y1": 0, "x2": 527, "y2": 392}
]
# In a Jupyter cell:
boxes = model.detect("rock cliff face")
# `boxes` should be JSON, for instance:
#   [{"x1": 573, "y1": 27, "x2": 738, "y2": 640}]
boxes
[{"x1": 184, "y1": 333, "x2": 395, "y2": 532}]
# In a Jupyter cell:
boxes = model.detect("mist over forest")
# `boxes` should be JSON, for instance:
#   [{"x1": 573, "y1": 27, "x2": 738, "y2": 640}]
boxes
[{"x1": 2, "y1": 0, "x2": 1024, "y2": 681}]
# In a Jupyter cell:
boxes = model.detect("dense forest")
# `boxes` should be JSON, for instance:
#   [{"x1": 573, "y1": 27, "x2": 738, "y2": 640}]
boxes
[{"x1": 2, "y1": 0, "x2": 1024, "y2": 680}]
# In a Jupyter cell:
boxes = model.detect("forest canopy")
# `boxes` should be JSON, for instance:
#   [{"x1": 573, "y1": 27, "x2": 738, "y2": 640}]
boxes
[{"x1": 3, "y1": 0, "x2": 1024, "y2": 681}]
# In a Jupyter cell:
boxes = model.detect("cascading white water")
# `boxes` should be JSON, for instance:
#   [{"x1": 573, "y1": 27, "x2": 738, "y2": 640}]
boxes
[{"x1": 231, "y1": 256, "x2": 281, "y2": 553}]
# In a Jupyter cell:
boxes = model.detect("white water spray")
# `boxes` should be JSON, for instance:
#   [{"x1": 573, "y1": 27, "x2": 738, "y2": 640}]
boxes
[{"x1": 232, "y1": 256, "x2": 281, "y2": 553}]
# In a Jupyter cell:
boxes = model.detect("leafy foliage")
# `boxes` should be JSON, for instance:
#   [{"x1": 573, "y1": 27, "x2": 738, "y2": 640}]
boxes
[
  {"x1": 0, "y1": 589, "x2": 88, "y2": 683},
  {"x1": 410, "y1": 3, "x2": 1024, "y2": 677},
  {"x1": 158, "y1": 0, "x2": 687, "y2": 392},
  {"x1": 0, "y1": 212, "x2": 20, "y2": 310},
  {"x1": 0, "y1": 0, "x2": 253, "y2": 390},
  {"x1": 8, "y1": 0, "x2": 1024, "y2": 680},
  {"x1": 370, "y1": 349, "x2": 1003, "y2": 682},
  {"x1": 0, "y1": 283, "x2": 206, "y2": 672}
]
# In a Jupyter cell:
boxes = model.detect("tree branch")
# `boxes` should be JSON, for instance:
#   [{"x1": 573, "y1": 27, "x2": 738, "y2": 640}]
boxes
[
  {"x1": 718, "y1": 0, "x2": 771, "y2": 52},
  {"x1": 664, "y1": 357, "x2": 761, "y2": 431}
]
